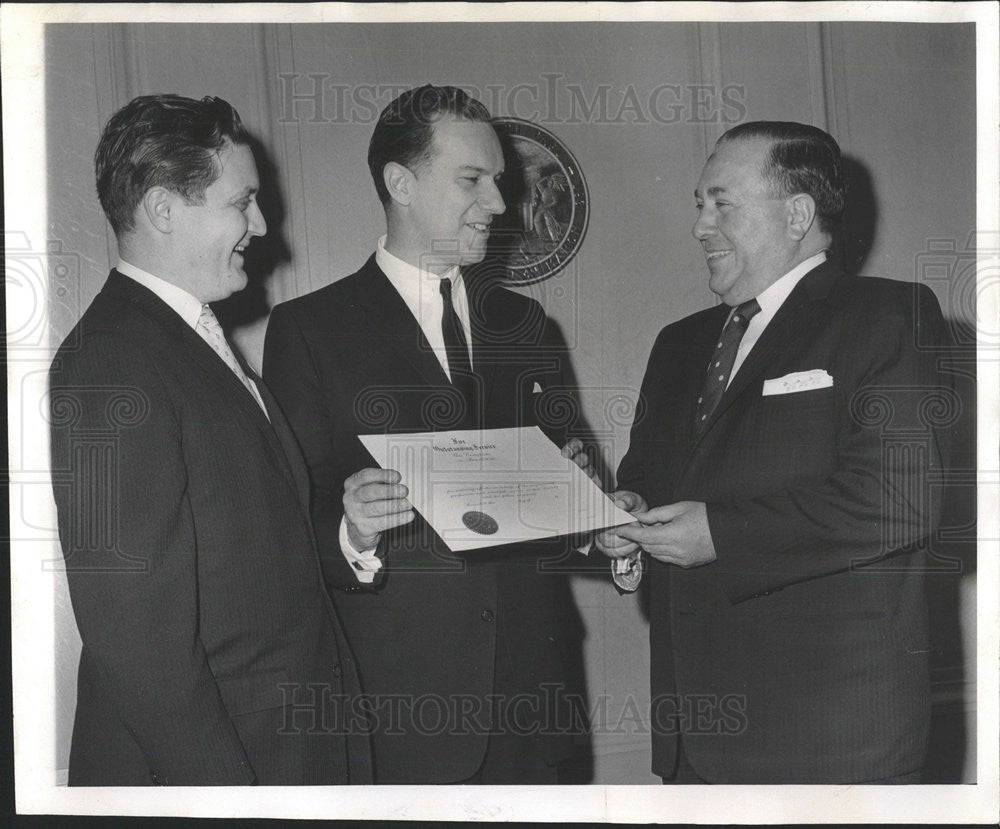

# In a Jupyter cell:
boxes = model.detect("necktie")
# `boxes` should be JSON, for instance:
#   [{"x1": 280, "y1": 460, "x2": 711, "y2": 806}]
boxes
[
  {"x1": 693, "y1": 298, "x2": 760, "y2": 432},
  {"x1": 439, "y1": 278, "x2": 477, "y2": 427},
  {"x1": 196, "y1": 304, "x2": 269, "y2": 419}
]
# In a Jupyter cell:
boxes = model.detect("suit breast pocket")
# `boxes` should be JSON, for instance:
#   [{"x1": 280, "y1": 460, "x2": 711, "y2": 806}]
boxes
[
  {"x1": 758, "y1": 385, "x2": 839, "y2": 430},
  {"x1": 755, "y1": 386, "x2": 841, "y2": 478}
]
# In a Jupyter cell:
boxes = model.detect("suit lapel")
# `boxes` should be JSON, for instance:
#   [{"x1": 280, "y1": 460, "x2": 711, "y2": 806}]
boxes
[
  {"x1": 354, "y1": 257, "x2": 453, "y2": 390},
  {"x1": 466, "y1": 276, "x2": 499, "y2": 418},
  {"x1": 677, "y1": 304, "x2": 731, "y2": 451},
  {"x1": 255, "y1": 376, "x2": 311, "y2": 514},
  {"x1": 691, "y1": 261, "x2": 842, "y2": 443},
  {"x1": 103, "y1": 271, "x2": 301, "y2": 494}
]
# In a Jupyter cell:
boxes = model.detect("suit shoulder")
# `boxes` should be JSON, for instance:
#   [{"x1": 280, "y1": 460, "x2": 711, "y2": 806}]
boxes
[
  {"x1": 51, "y1": 306, "x2": 169, "y2": 393},
  {"x1": 271, "y1": 264, "x2": 372, "y2": 321},
  {"x1": 832, "y1": 274, "x2": 937, "y2": 307},
  {"x1": 829, "y1": 275, "x2": 945, "y2": 332}
]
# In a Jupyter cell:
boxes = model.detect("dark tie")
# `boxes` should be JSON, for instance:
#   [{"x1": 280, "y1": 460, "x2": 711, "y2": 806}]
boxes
[
  {"x1": 440, "y1": 277, "x2": 477, "y2": 427},
  {"x1": 693, "y1": 298, "x2": 761, "y2": 433}
]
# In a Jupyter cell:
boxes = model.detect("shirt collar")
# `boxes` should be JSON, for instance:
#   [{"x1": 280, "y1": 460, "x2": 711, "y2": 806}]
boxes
[
  {"x1": 375, "y1": 235, "x2": 462, "y2": 306},
  {"x1": 116, "y1": 259, "x2": 204, "y2": 330},
  {"x1": 753, "y1": 250, "x2": 829, "y2": 318}
]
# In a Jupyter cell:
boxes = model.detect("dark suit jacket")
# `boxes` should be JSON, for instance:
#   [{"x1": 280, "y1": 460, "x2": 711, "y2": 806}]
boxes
[
  {"x1": 263, "y1": 255, "x2": 587, "y2": 783},
  {"x1": 617, "y1": 261, "x2": 953, "y2": 783},
  {"x1": 49, "y1": 270, "x2": 372, "y2": 786}
]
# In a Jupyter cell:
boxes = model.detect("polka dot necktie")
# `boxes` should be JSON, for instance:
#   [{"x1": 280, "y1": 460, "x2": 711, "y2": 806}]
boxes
[{"x1": 694, "y1": 298, "x2": 760, "y2": 433}]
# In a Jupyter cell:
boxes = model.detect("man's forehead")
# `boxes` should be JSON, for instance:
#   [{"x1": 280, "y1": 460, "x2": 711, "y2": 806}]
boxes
[
  {"x1": 214, "y1": 142, "x2": 260, "y2": 188},
  {"x1": 696, "y1": 140, "x2": 770, "y2": 191},
  {"x1": 428, "y1": 117, "x2": 502, "y2": 165}
]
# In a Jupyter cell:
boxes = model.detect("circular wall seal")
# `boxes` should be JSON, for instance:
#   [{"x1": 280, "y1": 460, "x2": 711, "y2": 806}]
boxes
[{"x1": 488, "y1": 118, "x2": 589, "y2": 285}]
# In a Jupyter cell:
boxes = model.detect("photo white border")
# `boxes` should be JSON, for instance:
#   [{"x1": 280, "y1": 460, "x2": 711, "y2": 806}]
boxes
[{"x1": 4, "y1": 2, "x2": 997, "y2": 823}]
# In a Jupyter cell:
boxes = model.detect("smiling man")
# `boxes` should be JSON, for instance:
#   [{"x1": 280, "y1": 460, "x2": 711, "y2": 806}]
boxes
[
  {"x1": 597, "y1": 121, "x2": 953, "y2": 783},
  {"x1": 49, "y1": 95, "x2": 370, "y2": 785},
  {"x1": 263, "y1": 85, "x2": 593, "y2": 783}
]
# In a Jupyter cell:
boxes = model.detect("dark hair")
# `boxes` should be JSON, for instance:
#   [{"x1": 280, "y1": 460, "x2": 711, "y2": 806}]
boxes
[
  {"x1": 718, "y1": 121, "x2": 845, "y2": 234},
  {"x1": 367, "y1": 84, "x2": 491, "y2": 206},
  {"x1": 95, "y1": 94, "x2": 250, "y2": 236}
]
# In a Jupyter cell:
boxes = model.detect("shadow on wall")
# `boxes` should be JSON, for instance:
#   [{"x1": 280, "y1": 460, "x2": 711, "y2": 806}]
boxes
[
  {"x1": 214, "y1": 135, "x2": 290, "y2": 330},
  {"x1": 923, "y1": 286, "x2": 977, "y2": 784},
  {"x1": 836, "y1": 155, "x2": 878, "y2": 277}
]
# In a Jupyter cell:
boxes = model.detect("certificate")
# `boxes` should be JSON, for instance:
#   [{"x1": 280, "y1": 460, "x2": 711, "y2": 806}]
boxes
[{"x1": 358, "y1": 426, "x2": 634, "y2": 551}]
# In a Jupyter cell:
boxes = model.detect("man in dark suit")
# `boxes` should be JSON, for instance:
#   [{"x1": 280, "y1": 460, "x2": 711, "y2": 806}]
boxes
[
  {"x1": 597, "y1": 121, "x2": 952, "y2": 783},
  {"x1": 263, "y1": 85, "x2": 592, "y2": 783},
  {"x1": 49, "y1": 94, "x2": 371, "y2": 785}
]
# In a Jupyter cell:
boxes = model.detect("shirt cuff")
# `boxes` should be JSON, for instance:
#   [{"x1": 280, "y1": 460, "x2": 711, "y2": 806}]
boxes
[
  {"x1": 339, "y1": 516, "x2": 382, "y2": 584},
  {"x1": 611, "y1": 551, "x2": 643, "y2": 592}
]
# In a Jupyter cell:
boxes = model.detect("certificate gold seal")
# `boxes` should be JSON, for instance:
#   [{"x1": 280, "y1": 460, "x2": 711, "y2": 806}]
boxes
[{"x1": 462, "y1": 510, "x2": 499, "y2": 535}]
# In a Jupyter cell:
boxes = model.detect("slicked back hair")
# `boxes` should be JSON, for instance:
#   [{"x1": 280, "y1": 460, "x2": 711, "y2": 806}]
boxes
[
  {"x1": 718, "y1": 121, "x2": 845, "y2": 234},
  {"x1": 95, "y1": 94, "x2": 250, "y2": 237},
  {"x1": 367, "y1": 84, "x2": 492, "y2": 206}
]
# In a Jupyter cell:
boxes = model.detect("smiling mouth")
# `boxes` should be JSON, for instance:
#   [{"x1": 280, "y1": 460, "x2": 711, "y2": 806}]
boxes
[
  {"x1": 467, "y1": 222, "x2": 491, "y2": 232},
  {"x1": 705, "y1": 250, "x2": 731, "y2": 261},
  {"x1": 233, "y1": 244, "x2": 247, "y2": 255}
]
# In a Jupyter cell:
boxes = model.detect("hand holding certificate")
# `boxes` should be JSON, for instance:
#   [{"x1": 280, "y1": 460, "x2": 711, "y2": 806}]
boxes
[{"x1": 359, "y1": 426, "x2": 635, "y2": 552}]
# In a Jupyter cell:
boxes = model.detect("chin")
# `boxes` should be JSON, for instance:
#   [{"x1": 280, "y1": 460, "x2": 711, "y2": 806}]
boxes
[{"x1": 460, "y1": 248, "x2": 489, "y2": 266}]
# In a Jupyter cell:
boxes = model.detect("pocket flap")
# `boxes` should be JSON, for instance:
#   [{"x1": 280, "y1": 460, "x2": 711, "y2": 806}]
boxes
[{"x1": 216, "y1": 669, "x2": 293, "y2": 715}]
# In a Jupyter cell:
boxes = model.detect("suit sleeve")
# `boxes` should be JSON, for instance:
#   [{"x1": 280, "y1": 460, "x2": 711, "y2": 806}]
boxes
[
  {"x1": 615, "y1": 327, "x2": 670, "y2": 497},
  {"x1": 262, "y1": 304, "x2": 364, "y2": 589},
  {"x1": 707, "y1": 283, "x2": 953, "y2": 602},
  {"x1": 50, "y1": 334, "x2": 255, "y2": 785}
]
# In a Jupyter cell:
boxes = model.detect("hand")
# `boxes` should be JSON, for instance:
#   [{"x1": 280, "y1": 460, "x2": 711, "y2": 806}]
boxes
[
  {"x1": 561, "y1": 437, "x2": 601, "y2": 486},
  {"x1": 343, "y1": 468, "x2": 415, "y2": 551},
  {"x1": 616, "y1": 501, "x2": 716, "y2": 568},
  {"x1": 594, "y1": 490, "x2": 648, "y2": 559}
]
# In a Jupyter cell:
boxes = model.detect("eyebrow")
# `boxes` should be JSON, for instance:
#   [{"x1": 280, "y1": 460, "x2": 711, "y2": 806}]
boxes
[
  {"x1": 694, "y1": 186, "x2": 729, "y2": 198},
  {"x1": 232, "y1": 186, "x2": 258, "y2": 199},
  {"x1": 458, "y1": 164, "x2": 503, "y2": 175}
]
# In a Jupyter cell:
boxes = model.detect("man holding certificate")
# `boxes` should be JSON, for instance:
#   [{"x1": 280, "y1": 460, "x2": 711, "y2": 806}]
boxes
[
  {"x1": 264, "y1": 85, "x2": 595, "y2": 784},
  {"x1": 596, "y1": 122, "x2": 952, "y2": 783}
]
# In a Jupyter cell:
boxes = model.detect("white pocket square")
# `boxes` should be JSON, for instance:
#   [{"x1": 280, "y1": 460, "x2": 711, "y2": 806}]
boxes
[
  {"x1": 762, "y1": 369, "x2": 833, "y2": 396},
  {"x1": 532, "y1": 382, "x2": 543, "y2": 394}
]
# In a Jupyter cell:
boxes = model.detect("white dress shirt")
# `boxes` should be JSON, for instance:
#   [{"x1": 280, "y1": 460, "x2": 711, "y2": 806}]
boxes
[
  {"x1": 116, "y1": 259, "x2": 269, "y2": 414},
  {"x1": 727, "y1": 250, "x2": 828, "y2": 386},
  {"x1": 376, "y1": 235, "x2": 474, "y2": 377},
  {"x1": 117, "y1": 259, "x2": 204, "y2": 328},
  {"x1": 339, "y1": 238, "x2": 475, "y2": 580}
]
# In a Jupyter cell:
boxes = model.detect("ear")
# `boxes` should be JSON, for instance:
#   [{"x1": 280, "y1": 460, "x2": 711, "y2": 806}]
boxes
[
  {"x1": 383, "y1": 161, "x2": 414, "y2": 207},
  {"x1": 787, "y1": 194, "x2": 817, "y2": 241},
  {"x1": 141, "y1": 186, "x2": 177, "y2": 234}
]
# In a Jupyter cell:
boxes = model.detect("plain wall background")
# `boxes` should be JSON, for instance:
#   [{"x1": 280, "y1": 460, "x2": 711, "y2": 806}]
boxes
[{"x1": 43, "y1": 21, "x2": 977, "y2": 783}]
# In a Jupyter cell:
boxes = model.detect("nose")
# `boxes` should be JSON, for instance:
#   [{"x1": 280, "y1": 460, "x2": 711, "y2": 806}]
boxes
[
  {"x1": 692, "y1": 206, "x2": 715, "y2": 241},
  {"x1": 248, "y1": 200, "x2": 267, "y2": 238},
  {"x1": 480, "y1": 178, "x2": 506, "y2": 215}
]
